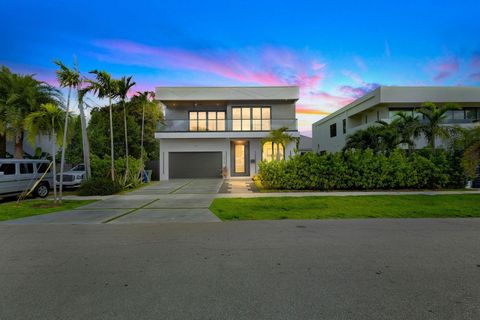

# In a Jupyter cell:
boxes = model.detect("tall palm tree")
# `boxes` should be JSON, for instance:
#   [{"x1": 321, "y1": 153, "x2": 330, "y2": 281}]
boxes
[
  {"x1": 24, "y1": 103, "x2": 70, "y2": 203},
  {"x1": 416, "y1": 102, "x2": 460, "y2": 149},
  {"x1": 76, "y1": 87, "x2": 91, "y2": 179},
  {"x1": 0, "y1": 66, "x2": 62, "y2": 158},
  {"x1": 262, "y1": 127, "x2": 295, "y2": 160},
  {"x1": 135, "y1": 91, "x2": 155, "y2": 166},
  {"x1": 54, "y1": 60, "x2": 80, "y2": 201},
  {"x1": 116, "y1": 76, "x2": 136, "y2": 178},
  {"x1": 86, "y1": 70, "x2": 118, "y2": 180}
]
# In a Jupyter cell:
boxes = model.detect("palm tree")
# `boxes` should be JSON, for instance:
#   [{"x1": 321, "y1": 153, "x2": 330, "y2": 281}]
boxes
[
  {"x1": 262, "y1": 127, "x2": 295, "y2": 160},
  {"x1": 0, "y1": 66, "x2": 62, "y2": 158},
  {"x1": 344, "y1": 126, "x2": 384, "y2": 152},
  {"x1": 24, "y1": 103, "x2": 70, "y2": 203},
  {"x1": 86, "y1": 70, "x2": 118, "y2": 181},
  {"x1": 135, "y1": 91, "x2": 155, "y2": 166},
  {"x1": 390, "y1": 111, "x2": 421, "y2": 150},
  {"x1": 76, "y1": 87, "x2": 91, "y2": 179},
  {"x1": 54, "y1": 60, "x2": 81, "y2": 201},
  {"x1": 115, "y1": 76, "x2": 136, "y2": 178},
  {"x1": 416, "y1": 102, "x2": 460, "y2": 149}
]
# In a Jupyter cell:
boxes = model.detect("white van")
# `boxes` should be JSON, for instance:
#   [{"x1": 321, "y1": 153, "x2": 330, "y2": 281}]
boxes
[{"x1": 0, "y1": 159, "x2": 54, "y2": 198}]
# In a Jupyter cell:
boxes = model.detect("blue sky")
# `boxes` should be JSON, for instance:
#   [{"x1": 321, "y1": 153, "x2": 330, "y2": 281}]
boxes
[{"x1": 1, "y1": 0, "x2": 479, "y2": 134}]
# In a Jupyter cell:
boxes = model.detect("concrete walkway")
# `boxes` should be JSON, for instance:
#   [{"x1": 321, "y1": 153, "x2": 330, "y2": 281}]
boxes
[{"x1": 4, "y1": 179, "x2": 223, "y2": 225}]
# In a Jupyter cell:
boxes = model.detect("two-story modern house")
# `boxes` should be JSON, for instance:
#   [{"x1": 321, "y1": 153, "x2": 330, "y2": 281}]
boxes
[
  {"x1": 313, "y1": 86, "x2": 480, "y2": 153},
  {"x1": 154, "y1": 86, "x2": 300, "y2": 180}
]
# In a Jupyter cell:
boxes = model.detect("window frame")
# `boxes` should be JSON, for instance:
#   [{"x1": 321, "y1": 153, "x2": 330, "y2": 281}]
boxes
[
  {"x1": 232, "y1": 106, "x2": 271, "y2": 131},
  {"x1": 330, "y1": 123, "x2": 337, "y2": 138},
  {"x1": 188, "y1": 110, "x2": 226, "y2": 132}
]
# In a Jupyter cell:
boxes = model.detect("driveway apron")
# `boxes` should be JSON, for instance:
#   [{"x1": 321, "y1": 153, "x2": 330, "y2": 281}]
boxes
[{"x1": 4, "y1": 179, "x2": 223, "y2": 224}]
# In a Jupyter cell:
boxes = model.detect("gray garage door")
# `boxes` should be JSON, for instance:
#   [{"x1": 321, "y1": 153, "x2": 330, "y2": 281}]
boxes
[{"x1": 169, "y1": 152, "x2": 222, "y2": 179}]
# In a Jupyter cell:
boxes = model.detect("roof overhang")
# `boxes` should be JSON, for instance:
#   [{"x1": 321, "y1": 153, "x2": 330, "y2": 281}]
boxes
[{"x1": 155, "y1": 86, "x2": 300, "y2": 103}]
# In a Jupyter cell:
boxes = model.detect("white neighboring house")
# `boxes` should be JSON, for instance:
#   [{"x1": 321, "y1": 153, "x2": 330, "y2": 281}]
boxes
[
  {"x1": 154, "y1": 86, "x2": 300, "y2": 180},
  {"x1": 313, "y1": 86, "x2": 480, "y2": 153}
]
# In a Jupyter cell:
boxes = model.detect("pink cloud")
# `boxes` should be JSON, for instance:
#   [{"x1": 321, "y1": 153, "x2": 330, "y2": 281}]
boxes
[
  {"x1": 92, "y1": 39, "x2": 328, "y2": 89},
  {"x1": 469, "y1": 72, "x2": 480, "y2": 82},
  {"x1": 430, "y1": 56, "x2": 459, "y2": 81},
  {"x1": 354, "y1": 56, "x2": 367, "y2": 71}
]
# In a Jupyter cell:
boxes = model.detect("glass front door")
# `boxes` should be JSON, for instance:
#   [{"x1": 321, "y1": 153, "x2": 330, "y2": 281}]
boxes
[{"x1": 231, "y1": 142, "x2": 249, "y2": 176}]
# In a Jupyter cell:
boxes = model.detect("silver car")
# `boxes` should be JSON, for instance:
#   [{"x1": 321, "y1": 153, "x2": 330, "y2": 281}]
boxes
[
  {"x1": 0, "y1": 159, "x2": 53, "y2": 198},
  {"x1": 56, "y1": 164, "x2": 86, "y2": 188}
]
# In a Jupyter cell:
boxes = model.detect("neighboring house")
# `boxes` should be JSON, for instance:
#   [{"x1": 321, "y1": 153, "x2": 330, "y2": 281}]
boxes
[
  {"x1": 297, "y1": 135, "x2": 312, "y2": 155},
  {"x1": 313, "y1": 86, "x2": 480, "y2": 153},
  {"x1": 154, "y1": 86, "x2": 300, "y2": 180}
]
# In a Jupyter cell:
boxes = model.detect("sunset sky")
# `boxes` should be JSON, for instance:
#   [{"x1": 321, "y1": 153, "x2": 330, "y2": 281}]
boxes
[{"x1": 1, "y1": 0, "x2": 479, "y2": 134}]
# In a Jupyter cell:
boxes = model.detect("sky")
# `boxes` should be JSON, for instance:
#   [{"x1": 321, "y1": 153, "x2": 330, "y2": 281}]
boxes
[{"x1": 1, "y1": 0, "x2": 480, "y2": 135}]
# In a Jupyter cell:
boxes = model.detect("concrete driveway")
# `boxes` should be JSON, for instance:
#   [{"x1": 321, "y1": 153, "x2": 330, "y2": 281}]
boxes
[
  {"x1": 3, "y1": 179, "x2": 223, "y2": 224},
  {"x1": 1, "y1": 218, "x2": 479, "y2": 319}
]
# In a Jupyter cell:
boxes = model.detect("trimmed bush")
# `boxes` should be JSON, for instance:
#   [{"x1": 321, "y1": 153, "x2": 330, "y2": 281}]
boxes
[
  {"x1": 78, "y1": 177, "x2": 123, "y2": 196},
  {"x1": 258, "y1": 149, "x2": 466, "y2": 190}
]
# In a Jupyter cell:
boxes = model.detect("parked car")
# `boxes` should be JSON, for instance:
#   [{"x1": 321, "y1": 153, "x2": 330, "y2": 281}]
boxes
[
  {"x1": 0, "y1": 159, "x2": 53, "y2": 198},
  {"x1": 56, "y1": 164, "x2": 86, "y2": 188}
]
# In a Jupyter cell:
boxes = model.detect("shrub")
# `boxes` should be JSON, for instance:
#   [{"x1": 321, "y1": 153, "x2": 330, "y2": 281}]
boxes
[
  {"x1": 78, "y1": 177, "x2": 123, "y2": 196},
  {"x1": 90, "y1": 155, "x2": 144, "y2": 188},
  {"x1": 258, "y1": 149, "x2": 466, "y2": 190}
]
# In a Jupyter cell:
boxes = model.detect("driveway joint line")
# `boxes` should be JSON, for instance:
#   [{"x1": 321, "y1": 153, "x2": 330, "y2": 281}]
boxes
[
  {"x1": 102, "y1": 198, "x2": 160, "y2": 223},
  {"x1": 168, "y1": 180, "x2": 193, "y2": 194}
]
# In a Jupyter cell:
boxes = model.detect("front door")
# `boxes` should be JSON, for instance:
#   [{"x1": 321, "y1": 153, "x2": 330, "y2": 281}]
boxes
[{"x1": 231, "y1": 141, "x2": 249, "y2": 176}]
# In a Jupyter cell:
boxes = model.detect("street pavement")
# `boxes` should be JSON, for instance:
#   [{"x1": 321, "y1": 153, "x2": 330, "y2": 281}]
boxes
[{"x1": 1, "y1": 218, "x2": 479, "y2": 319}]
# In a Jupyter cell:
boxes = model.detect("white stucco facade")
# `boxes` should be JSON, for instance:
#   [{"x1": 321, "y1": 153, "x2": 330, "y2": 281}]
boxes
[{"x1": 154, "y1": 86, "x2": 300, "y2": 180}]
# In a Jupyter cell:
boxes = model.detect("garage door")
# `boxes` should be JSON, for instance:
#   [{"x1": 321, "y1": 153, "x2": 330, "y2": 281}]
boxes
[{"x1": 169, "y1": 152, "x2": 222, "y2": 179}]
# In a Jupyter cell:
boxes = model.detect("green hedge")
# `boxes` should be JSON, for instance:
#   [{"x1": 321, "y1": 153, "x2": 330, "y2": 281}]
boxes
[
  {"x1": 258, "y1": 149, "x2": 466, "y2": 190},
  {"x1": 78, "y1": 177, "x2": 123, "y2": 196}
]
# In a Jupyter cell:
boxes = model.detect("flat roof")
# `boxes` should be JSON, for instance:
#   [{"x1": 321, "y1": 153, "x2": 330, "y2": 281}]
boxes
[
  {"x1": 155, "y1": 86, "x2": 300, "y2": 101},
  {"x1": 313, "y1": 86, "x2": 480, "y2": 126}
]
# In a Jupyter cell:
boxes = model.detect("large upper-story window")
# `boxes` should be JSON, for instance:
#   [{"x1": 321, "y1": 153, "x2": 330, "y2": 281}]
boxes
[
  {"x1": 189, "y1": 111, "x2": 225, "y2": 131},
  {"x1": 232, "y1": 107, "x2": 271, "y2": 131}
]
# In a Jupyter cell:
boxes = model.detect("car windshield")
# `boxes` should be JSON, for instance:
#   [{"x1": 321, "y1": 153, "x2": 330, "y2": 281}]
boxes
[{"x1": 71, "y1": 165, "x2": 85, "y2": 171}]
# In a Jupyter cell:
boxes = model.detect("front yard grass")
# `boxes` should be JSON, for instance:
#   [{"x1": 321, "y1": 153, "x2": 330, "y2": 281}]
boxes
[
  {"x1": 209, "y1": 194, "x2": 480, "y2": 220},
  {"x1": 0, "y1": 200, "x2": 96, "y2": 222}
]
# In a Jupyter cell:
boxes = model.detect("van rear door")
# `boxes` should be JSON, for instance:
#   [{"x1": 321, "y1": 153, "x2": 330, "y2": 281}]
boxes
[{"x1": 0, "y1": 162, "x2": 20, "y2": 195}]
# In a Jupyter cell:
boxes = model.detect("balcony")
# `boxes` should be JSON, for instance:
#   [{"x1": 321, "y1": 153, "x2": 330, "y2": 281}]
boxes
[
  {"x1": 156, "y1": 119, "x2": 298, "y2": 132},
  {"x1": 155, "y1": 119, "x2": 299, "y2": 139}
]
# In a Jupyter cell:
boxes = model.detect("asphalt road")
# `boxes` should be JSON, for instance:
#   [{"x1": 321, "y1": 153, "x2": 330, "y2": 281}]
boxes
[{"x1": 1, "y1": 219, "x2": 479, "y2": 319}]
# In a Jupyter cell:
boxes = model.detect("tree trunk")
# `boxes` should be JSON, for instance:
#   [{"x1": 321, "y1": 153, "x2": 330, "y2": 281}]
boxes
[
  {"x1": 78, "y1": 99, "x2": 91, "y2": 179},
  {"x1": 0, "y1": 133, "x2": 6, "y2": 158},
  {"x1": 123, "y1": 102, "x2": 129, "y2": 182},
  {"x1": 140, "y1": 103, "x2": 145, "y2": 182},
  {"x1": 52, "y1": 128, "x2": 57, "y2": 204},
  {"x1": 13, "y1": 130, "x2": 24, "y2": 159},
  {"x1": 59, "y1": 86, "x2": 72, "y2": 203},
  {"x1": 109, "y1": 97, "x2": 115, "y2": 181}
]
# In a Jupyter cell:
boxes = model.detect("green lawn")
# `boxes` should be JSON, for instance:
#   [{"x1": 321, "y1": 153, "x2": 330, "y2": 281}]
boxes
[
  {"x1": 209, "y1": 195, "x2": 480, "y2": 220},
  {"x1": 0, "y1": 200, "x2": 96, "y2": 222}
]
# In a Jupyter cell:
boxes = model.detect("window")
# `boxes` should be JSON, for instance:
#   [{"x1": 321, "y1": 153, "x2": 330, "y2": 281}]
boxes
[
  {"x1": 232, "y1": 107, "x2": 271, "y2": 131},
  {"x1": 376, "y1": 111, "x2": 380, "y2": 121},
  {"x1": 20, "y1": 163, "x2": 33, "y2": 174},
  {"x1": 364, "y1": 115, "x2": 368, "y2": 124},
  {"x1": 189, "y1": 111, "x2": 225, "y2": 131},
  {"x1": 0, "y1": 163, "x2": 16, "y2": 175},
  {"x1": 466, "y1": 108, "x2": 479, "y2": 120},
  {"x1": 262, "y1": 142, "x2": 284, "y2": 161},
  {"x1": 37, "y1": 163, "x2": 49, "y2": 173},
  {"x1": 330, "y1": 123, "x2": 337, "y2": 138},
  {"x1": 342, "y1": 119, "x2": 346, "y2": 134}
]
